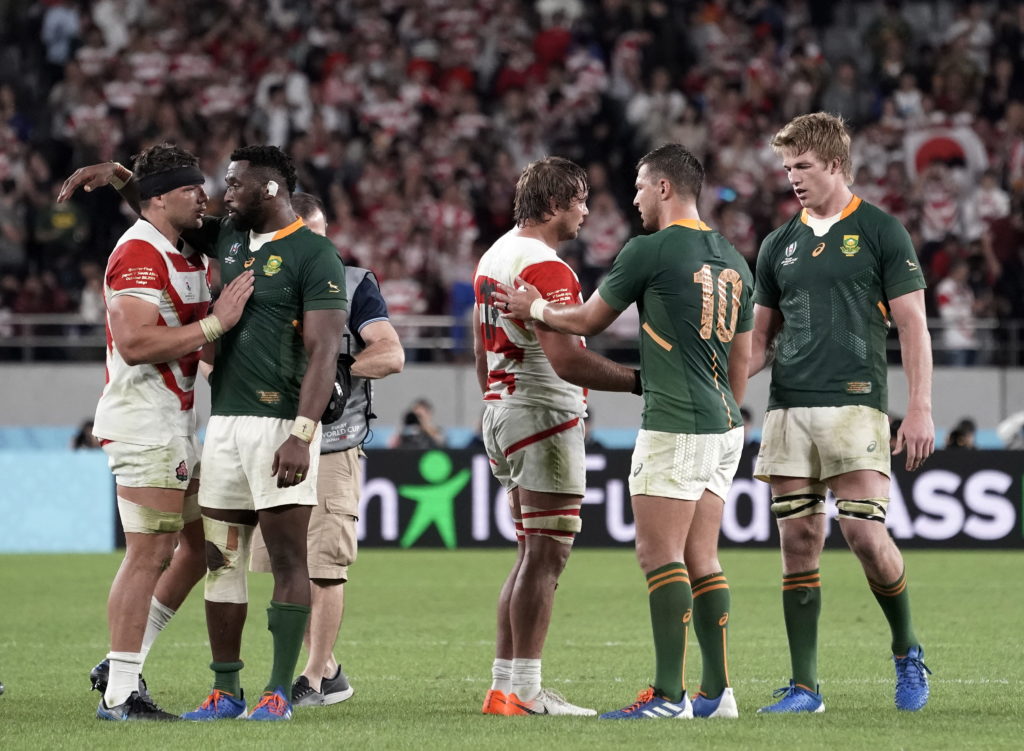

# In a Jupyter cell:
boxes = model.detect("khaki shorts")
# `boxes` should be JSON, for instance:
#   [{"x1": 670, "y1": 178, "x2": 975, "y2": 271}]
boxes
[
  {"x1": 199, "y1": 415, "x2": 321, "y2": 512},
  {"x1": 482, "y1": 404, "x2": 585, "y2": 496},
  {"x1": 102, "y1": 436, "x2": 202, "y2": 522},
  {"x1": 251, "y1": 447, "x2": 361, "y2": 581},
  {"x1": 629, "y1": 427, "x2": 744, "y2": 501},
  {"x1": 754, "y1": 405, "x2": 891, "y2": 482}
]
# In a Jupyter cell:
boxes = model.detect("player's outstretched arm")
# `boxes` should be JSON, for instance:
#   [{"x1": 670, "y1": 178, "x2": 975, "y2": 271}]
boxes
[
  {"x1": 749, "y1": 304, "x2": 783, "y2": 377},
  {"x1": 493, "y1": 277, "x2": 619, "y2": 336},
  {"x1": 889, "y1": 289, "x2": 935, "y2": 471},
  {"x1": 351, "y1": 320, "x2": 404, "y2": 380},
  {"x1": 272, "y1": 308, "x2": 346, "y2": 488},
  {"x1": 110, "y1": 270, "x2": 253, "y2": 365},
  {"x1": 728, "y1": 330, "x2": 752, "y2": 406},
  {"x1": 536, "y1": 326, "x2": 640, "y2": 394},
  {"x1": 58, "y1": 161, "x2": 142, "y2": 214}
]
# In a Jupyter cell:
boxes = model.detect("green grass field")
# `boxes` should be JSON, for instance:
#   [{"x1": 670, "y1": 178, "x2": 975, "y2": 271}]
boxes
[{"x1": 1, "y1": 548, "x2": 1021, "y2": 749}]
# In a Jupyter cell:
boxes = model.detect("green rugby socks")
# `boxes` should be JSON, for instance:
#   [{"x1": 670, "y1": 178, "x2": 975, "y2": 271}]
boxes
[
  {"x1": 782, "y1": 569, "x2": 821, "y2": 691},
  {"x1": 868, "y1": 569, "x2": 919, "y2": 655},
  {"x1": 646, "y1": 562, "x2": 691, "y2": 702},
  {"x1": 265, "y1": 600, "x2": 311, "y2": 694},
  {"x1": 691, "y1": 571, "x2": 731, "y2": 698},
  {"x1": 211, "y1": 660, "x2": 244, "y2": 696}
]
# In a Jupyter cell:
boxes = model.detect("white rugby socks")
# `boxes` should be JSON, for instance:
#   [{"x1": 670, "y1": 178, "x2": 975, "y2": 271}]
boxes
[
  {"x1": 140, "y1": 597, "x2": 176, "y2": 665},
  {"x1": 104, "y1": 651, "x2": 142, "y2": 707},
  {"x1": 490, "y1": 658, "x2": 513, "y2": 694},
  {"x1": 511, "y1": 658, "x2": 542, "y2": 701}
]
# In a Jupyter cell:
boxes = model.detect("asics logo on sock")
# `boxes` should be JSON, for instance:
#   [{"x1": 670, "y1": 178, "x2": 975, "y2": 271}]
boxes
[
  {"x1": 718, "y1": 612, "x2": 729, "y2": 626},
  {"x1": 682, "y1": 608, "x2": 692, "y2": 624}
]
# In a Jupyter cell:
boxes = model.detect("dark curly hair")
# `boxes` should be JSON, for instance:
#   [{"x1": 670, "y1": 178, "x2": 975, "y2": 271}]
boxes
[
  {"x1": 513, "y1": 156, "x2": 588, "y2": 227},
  {"x1": 131, "y1": 143, "x2": 199, "y2": 179},
  {"x1": 230, "y1": 145, "x2": 297, "y2": 194}
]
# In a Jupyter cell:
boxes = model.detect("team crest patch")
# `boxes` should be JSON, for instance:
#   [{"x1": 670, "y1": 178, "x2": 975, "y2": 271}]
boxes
[
  {"x1": 841, "y1": 235, "x2": 861, "y2": 257},
  {"x1": 175, "y1": 460, "x2": 189, "y2": 482},
  {"x1": 262, "y1": 255, "x2": 283, "y2": 275}
]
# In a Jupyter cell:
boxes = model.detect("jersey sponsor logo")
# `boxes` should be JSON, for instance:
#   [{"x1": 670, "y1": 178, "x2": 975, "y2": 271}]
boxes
[
  {"x1": 175, "y1": 460, "x2": 189, "y2": 482},
  {"x1": 812, "y1": 242, "x2": 826, "y2": 257},
  {"x1": 256, "y1": 390, "x2": 281, "y2": 404},
  {"x1": 841, "y1": 235, "x2": 861, "y2": 256},
  {"x1": 243, "y1": 257, "x2": 255, "y2": 268},
  {"x1": 327, "y1": 280, "x2": 341, "y2": 293},
  {"x1": 867, "y1": 440, "x2": 877, "y2": 453},
  {"x1": 262, "y1": 254, "x2": 283, "y2": 276},
  {"x1": 633, "y1": 462, "x2": 643, "y2": 476},
  {"x1": 845, "y1": 381, "x2": 872, "y2": 394}
]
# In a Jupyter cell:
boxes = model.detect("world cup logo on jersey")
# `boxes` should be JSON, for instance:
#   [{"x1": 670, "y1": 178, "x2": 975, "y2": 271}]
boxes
[
  {"x1": 263, "y1": 255, "x2": 284, "y2": 275},
  {"x1": 841, "y1": 235, "x2": 861, "y2": 257}
]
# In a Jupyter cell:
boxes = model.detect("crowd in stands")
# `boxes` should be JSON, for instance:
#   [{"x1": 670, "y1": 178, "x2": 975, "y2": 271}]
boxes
[{"x1": 2, "y1": 0, "x2": 1024, "y2": 363}]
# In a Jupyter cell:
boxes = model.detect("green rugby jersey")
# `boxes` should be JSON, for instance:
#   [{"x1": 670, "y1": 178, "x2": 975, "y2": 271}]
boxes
[
  {"x1": 753, "y1": 197, "x2": 925, "y2": 412},
  {"x1": 189, "y1": 216, "x2": 347, "y2": 419},
  {"x1": 599, "y1": 220, "x2": 754, "y2": 434}
]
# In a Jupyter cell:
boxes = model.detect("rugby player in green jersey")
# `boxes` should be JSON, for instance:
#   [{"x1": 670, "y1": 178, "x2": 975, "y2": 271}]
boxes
[
  {"x1": 496, "y1": 144, "x2": 753, "y2": 720},
  {"x1": 750, "y1": 113, "x2": 934, "y2": 714},
  {"x1": 60, "y1": 147, "x2": 348, "y2": 721}
]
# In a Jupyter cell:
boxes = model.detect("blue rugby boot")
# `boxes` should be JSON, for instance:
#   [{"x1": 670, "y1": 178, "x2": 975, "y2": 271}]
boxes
[
  {"x1": 894, "y1": 645, "x2": 931, "y2": 711},
  {"x1": 599, "y1": 687, "x2": 693, "y2": 719},
  {"x1": 757, "y1": 680, "x2": 824, "y2": 714},
  {"x1": 181, "y1": 689, "x2": 247, "y2": 720},
  {"x1": 691, "y1": 687, "x2": 739, "y2": 718},
  {"x1": 247, "y1": 689, "x2": 293, "y2": 721}
]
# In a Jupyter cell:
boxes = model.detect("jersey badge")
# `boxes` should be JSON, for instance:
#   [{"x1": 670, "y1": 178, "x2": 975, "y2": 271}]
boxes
[
  {"x1": 781, "y1": 242, "x2": 799, "y2": 266},
  {"x1": 175, "y1": 460, "x2": 189, "y2": 482},
  {"x1": 224, "y1": 242, "x2": 241, "y2": 264},
  {"x1": 841, "y1": 235, "x2": 861, "y2": 257},
  {"x1": 262, "y1": 255, "x2": 283, "y2": 276},
  {"x1": 327, "y1": 281, "x2": 341, "y2": 293},
  {"x1": 812, "y1": 242, "x2": 826, "y2": 257},
  {"x1": 906, "y1": 259, "x2": 919, "y2": 271}
]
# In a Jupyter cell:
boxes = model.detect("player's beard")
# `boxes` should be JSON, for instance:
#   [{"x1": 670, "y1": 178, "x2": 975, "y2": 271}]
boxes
[{"x1": 228, "y1": 203, "x2": 261, "y2": 232}]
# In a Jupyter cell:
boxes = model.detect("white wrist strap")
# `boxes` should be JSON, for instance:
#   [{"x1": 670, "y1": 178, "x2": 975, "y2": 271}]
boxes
[{"x1": 530, "y1": 298, "x2": 549, "y2": 323}]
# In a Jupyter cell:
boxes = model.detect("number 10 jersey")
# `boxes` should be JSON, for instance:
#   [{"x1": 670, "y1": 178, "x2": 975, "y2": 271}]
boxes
[{"x1": 599, "y1": 220, "x2": 753, "y2": 434}]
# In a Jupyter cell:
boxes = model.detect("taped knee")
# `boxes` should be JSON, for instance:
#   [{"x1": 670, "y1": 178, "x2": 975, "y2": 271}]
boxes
[
  {"x1": 512, "y1": 516, "x2": 525, "y2": 543},
  {"x1": 771, "y1": 485, "x2": 827, "y2": 520},
  {"x1": 521, "y1": 504, "x2": 582, "y2": 545},
  {"x1": 117, "y1": 497, "x2": 184, "y2": 534},
  {"x1": 203, "y1": 517, "x2": 253, "y2": 604},
  {"x1": 837, "y1": 497, "x2": 888, "y2": 523}
]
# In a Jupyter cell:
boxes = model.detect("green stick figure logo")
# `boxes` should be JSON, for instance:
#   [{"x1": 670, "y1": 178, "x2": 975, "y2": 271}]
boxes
[{"x1": 398, "y1": 450, "x2": 470, "y2": 549}]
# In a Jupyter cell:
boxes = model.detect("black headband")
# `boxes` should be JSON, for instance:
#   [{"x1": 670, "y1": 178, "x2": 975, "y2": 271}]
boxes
[{"x1": 137, "y1": 166, "x2": 205, "y2": 199}]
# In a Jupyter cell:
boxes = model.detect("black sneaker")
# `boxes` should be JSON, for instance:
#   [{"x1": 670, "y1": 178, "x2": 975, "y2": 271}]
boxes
[
  {"x1": 291, "y1": 675, "x2": 324, "y2": 707},
  {"x1": 96, "y1": 690, "x2": 180, "y2": 721},
  {"x1": 320, "y1": 666, "x2": 354, "y2": 705},
  {"x1": 90, "y1": 658, "x2": 151, "y2": 701}
]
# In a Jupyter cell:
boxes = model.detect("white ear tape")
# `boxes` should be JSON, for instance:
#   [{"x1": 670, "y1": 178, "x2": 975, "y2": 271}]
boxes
[{"x1": 266, "y1": 180, "x2": 279, "y2": 197}]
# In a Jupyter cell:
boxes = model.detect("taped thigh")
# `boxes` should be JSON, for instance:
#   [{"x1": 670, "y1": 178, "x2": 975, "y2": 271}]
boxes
[
  {"x1": 117, "y1": 497, "x2": 184, "y2": 534},
  {"x1": 836, "y1": 497, "x2": 889, "y2": 523},
  {"x1": 203, "y1": 517, "x2": 253, "y2": 604},
  {"x1": 771, "y1": 484, "x2": 827, "y2": 520},
  {"x1": 521, "y1": 503, "x2": 582, "y2": 545}
]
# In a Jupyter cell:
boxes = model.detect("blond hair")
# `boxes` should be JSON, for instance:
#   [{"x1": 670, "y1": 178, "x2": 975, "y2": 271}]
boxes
[{"x1": 771, "y1": 112, "x2": 853, "y2": 183}]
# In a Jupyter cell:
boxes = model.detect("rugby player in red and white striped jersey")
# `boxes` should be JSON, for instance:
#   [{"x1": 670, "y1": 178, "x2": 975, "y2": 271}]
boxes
[
  {"x1": 81, "y1": 143, "x2": 254, "y2": 721},
  {"x1": 472, "y1": 157, "x2": 641, "y2": 717}
]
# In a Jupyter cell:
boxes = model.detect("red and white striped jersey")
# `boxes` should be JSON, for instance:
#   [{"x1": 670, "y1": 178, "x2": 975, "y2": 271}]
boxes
[
  {"x1": 473, "y1": 230, "x2": 585, "y2": 414},
  {"x1": 93, "y1": 219, "x2": 211, "y2": 444}
]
